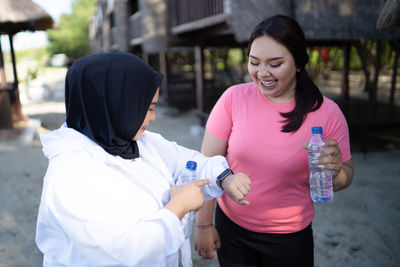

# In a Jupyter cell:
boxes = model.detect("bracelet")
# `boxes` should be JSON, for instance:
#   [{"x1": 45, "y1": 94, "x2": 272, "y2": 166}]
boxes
[{"x1": 195, "y1": 223, "x2": 215, "y2": 230}]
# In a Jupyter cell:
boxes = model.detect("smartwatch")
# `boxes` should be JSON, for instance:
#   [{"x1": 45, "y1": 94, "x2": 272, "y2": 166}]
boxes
[{"x1": 216, "y1": 168, "x2": 233, "y2": 189}]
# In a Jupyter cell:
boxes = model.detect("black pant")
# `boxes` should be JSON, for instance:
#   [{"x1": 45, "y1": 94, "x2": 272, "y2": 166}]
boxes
[{"x1": 215, "y1": 204, "x2": 314, "y2": 267}]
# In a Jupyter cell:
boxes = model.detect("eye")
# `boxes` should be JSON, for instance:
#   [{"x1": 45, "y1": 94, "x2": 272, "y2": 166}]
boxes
[
  {"x1": 249, "y1": 61, "x2": 259, "y2": 66},
  {"x1": 270, "y1": 63, "x2": 282, "y2": 68}
]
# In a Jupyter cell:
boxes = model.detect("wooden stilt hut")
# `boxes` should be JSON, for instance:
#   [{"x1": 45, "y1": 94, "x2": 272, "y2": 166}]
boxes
[
  {"x1": 89, "y1": 0, "x2": 400, "y2": 116},
  {"x1": 0, "y1": 0, "x2": 54, "y2": 128}
]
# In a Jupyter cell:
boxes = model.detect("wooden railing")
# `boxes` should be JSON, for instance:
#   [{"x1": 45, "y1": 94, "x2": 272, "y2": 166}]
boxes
[{"x1": 171, "y1": 0, "x2": 224, "y2": 26}]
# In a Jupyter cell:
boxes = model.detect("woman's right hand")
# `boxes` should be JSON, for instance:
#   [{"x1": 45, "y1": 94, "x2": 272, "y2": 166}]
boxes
[{"x1": 165, "y1": 179, "x2": 210, "y2": 219}]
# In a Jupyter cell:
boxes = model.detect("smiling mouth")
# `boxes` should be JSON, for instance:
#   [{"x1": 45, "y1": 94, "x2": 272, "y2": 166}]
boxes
[{"x1": 260, "y1": 79, "x2": 277, "y2": 88}]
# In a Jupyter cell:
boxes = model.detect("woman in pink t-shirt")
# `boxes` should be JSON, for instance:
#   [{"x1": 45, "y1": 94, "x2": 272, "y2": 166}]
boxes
[{"x1": 194, "y1": 15, "x2": 354, "y2": 267}]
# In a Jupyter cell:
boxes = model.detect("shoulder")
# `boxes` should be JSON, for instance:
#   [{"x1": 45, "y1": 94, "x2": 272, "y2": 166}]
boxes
[
  {"x1": 224, "y1": 82, "x2": 256, "y2": 98},
  {"x1": 304, "y1": 96, "x2": 348, "y2": 132},
  {"x1": 41, "y1": 125, "x2": 108, "y2": 163},
  {"x1": 43, "y1": 147, "x2": 104, "y2": 207},
  {"x1": 309, "y1": 96, "x2": 347, "y2": 127},
  {"x1": 140, "y1": 131, "x2": 166, "y2": 143},
  {"x1": 317, "y1": 97, "x2": 349, "y2": 135},
  {"x1": 47, "y1": 145, "x2": 104, "y2": 178},
  {"x1": 139, "y1": 131, "x2": 173, "y2": 149},
  {"x1": 320, "y1": 96, "x2": 343, "y2": 115},
  {"x1": 217, "y1": 82, "x2": 257, "y2": 110}
]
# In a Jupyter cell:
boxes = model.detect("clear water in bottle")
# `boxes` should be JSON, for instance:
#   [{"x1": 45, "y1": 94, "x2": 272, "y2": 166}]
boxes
[
  {"x1": 176, "y1": 161, "x2": 197, "y2": 239},
  {"x1": 308, "y1": 127, "x2": 333, "y2": 203}
]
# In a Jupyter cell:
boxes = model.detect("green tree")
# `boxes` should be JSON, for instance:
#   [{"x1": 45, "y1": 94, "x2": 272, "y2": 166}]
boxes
[{"x1": 47, "y1": 0, "x2": 96, "y2": 59}]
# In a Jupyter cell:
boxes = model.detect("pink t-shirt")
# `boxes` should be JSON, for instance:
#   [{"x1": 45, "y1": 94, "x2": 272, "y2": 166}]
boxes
[{"x1": 207, "y1": 82, "x2": 351, "y2": 234}]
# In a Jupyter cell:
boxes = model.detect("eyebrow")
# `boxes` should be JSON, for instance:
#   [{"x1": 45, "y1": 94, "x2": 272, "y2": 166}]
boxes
[{"x1": 249, "y1": 55, "x2": 283, "y2": 61}]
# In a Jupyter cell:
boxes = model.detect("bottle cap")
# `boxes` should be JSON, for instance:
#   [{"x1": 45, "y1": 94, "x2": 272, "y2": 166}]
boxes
[
  {"x1": 311, "y1": 126, "x2": 323, "y2": 134},
  {"x1": 186, "y1": 161, "x2": 197, "y2": 170}
]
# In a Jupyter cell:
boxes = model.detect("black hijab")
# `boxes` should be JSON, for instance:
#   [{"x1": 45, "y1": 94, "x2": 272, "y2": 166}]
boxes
[{"x1": 65, "y1": 51, "x2": 163, "y2": 159}]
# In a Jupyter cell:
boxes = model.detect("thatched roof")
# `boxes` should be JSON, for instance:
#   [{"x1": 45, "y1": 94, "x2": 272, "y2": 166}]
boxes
[
  {"x1": 376, "y1": 0, "x2": 400, "y2": 30},
  {"x1": 0, "y1": 0, "x2": 55, "y2": 34}
]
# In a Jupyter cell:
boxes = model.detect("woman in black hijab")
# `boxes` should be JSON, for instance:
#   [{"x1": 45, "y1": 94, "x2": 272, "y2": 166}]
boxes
[
  {"x1": 65, "y1": 51, "x2": 161, "y2": 159},
  {"x1": 36, "y1": 51, "x2": 251, "y2": 267}
]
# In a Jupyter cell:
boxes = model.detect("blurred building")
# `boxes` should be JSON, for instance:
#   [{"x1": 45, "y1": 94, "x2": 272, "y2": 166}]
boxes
[{"x1": 89, "y1": 0, "x2": 400, "y2": 121}]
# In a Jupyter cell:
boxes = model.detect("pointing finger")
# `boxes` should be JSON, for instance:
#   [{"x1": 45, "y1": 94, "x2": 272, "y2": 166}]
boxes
[{"x1": 194, "y1": 179, "x2": 211, "y2": 187}]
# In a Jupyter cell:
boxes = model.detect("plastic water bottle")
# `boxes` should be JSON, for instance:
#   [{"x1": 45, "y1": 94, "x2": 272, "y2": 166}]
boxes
[
  {"x1": 308, "y1": 127, "x2": 333, "y2": 203},
  {"x1": 176, "y1": 161, "x2": 197, "y2": 239}
]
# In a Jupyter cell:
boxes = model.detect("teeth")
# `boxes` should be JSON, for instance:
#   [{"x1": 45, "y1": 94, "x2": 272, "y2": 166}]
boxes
[{"x1": 261, "y1": 80, "x2": 276, "y2": 87}]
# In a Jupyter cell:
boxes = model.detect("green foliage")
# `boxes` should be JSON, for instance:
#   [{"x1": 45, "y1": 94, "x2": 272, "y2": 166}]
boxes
[
  {"x1": 47, "y1": 0, "x2": 96, "y2": 59},
  {"x1": 26, "y1": 67, "x2": 39, "y2": 81},
  {"x1": 309, "y1": 49, "x2": 320, "y2": 66},
  {"x1": 15, "y1": 47, "x2": 49, "y2": 62},
  {"x1": 307, "y1": 46, "x2": 362, "y2": 71},
  {"x1": 6, "y1": 47, "x2": 51, "y2": 85},
  {"x1": 349, "y1": 46, "x2": 362, "y2": 70},
  {"x1": 227, "y1": 48, "x2": 243, "y2": 67}
]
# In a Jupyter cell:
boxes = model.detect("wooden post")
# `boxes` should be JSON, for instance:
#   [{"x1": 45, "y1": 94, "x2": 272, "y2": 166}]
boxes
[
  {"x1": 103, "y1": 13, "x2": 111, "y2": 51},
  {"x1": 0, "y1": 41, "x2": 13, "y2": 129},
  {"x1": 8, "y1": 33, "x2": 24, "y2": 122},
  {"x1": 341, "y1": 41, "x2": 350, "y2": 100},
  {"x1": 8, "y1": 34, "x2": 18, "y2": 89},
  {"x1": 389, "y1": 42, "x2": 399, "y2": 106},
  {"x1": 0, "y1": 40, "x2": 7, "y2": 89},
  {"x1": 194, "y1": 45, "x2": 204, "y2": 113},
  {"x1": 369, "y1": 40, "x2": 382, "y2": 105},
  {"x1": 159, "y1": 51, "x2": 168, "y2": 100},
  {"x1": 354, "y1": 40, "x2": 371, "y2": 93},
  {"x1": 116, "y1": 0, "x2": 129, "y2": 52}
]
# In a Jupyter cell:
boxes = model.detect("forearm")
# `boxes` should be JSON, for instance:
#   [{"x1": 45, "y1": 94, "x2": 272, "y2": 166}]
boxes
[
  {"x1": 197, "y1": 156, "x2": 227, "y2": 201},
  {"x1": 196, "y1": 130, "x2": 226, "y2": 224},
  {"x1": 196, "y1": 199, "x2": 216, "y2": 225},
  {"x1": 333, "y1": 160, "x2": 354, "y2": 191},
  {"x1": 165, "y1": 200, "x2": 186, "y2": 220}
]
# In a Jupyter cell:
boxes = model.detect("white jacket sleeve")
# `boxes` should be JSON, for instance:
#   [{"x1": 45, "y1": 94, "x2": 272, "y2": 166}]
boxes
[
  {"x1": 144, "y1": 132, "x2": 228, "y2": 201},
  {"x1": 40, "y1": 152, "x2": 184, "y2": 266}
]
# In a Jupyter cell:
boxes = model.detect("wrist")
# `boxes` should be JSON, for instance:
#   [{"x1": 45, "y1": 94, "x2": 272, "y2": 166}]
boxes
[
  {"x1": 165, "y1": 199, "x2": 186, "y2": 219},
  {"x1": 196, "y1": 223, "x2": 215, "y2": 230},
  {"x1": 216, "y1": 168, "x2": 233, "y2": 189},
  {"x1": 221, "y1": 173, "x2": 235, "y2": 189}
]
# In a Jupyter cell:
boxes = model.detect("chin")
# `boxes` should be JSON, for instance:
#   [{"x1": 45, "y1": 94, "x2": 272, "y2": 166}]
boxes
[{"x1": 258, "y1": 87, "x2": 274, "y2": 97}]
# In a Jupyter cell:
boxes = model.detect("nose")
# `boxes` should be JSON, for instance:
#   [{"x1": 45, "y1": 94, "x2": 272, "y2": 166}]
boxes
[{"x1": 258, "y1": 67, "x2": 271, "y2": 77}]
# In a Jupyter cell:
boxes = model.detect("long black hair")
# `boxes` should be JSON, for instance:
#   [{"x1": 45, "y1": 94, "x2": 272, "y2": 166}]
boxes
[{"x1": 248, "y1": 15, "x2": 323, "y2": 133}]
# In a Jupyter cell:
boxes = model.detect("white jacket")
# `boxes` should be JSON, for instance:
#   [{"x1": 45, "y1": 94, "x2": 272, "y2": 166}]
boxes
[{"x1": 36, "y1": 124, "x2": 228, "y2": 267}]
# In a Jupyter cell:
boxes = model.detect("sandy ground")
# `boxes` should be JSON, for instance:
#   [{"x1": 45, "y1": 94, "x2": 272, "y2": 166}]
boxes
[{"x1": 0, "y1": 68, "x2": 399, "y2": 267}]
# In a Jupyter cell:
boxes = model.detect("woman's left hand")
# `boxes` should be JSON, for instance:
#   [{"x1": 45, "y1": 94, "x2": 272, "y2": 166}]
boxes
[
  {"x1": 303, "y1": 139, "x2": 342, "y2": 177},
  {"x1": 304, "y1": 139, "x2": 354, "y2": 191},
  {"x1": 319, "y1": 139, "x2": 343, "y2": 177},
  {"x1": 221, "y1": 172, "x2": 251, "y2": 205}
]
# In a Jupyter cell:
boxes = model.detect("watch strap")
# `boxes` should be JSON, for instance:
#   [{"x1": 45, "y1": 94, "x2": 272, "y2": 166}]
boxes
[{"x1": 216, "y1": 168, "x2": 232, "y2": 189}]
